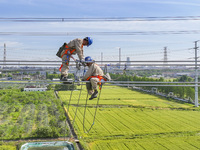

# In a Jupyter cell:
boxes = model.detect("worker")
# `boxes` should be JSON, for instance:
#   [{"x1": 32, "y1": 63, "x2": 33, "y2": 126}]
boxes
[
  {"x1": 83, "y1": 56, "x2": 111, "y2": 100},
  {"x1": 57, "y1": 37, "x2": 93, "y2": 82}
]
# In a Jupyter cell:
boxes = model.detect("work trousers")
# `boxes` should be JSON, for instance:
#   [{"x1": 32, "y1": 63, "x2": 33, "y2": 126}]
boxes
[
  {"x1": 86, "y1": 78, "x2": 99, "y2": 95},
  {"x1": 61, "y1": 54, "x2": 70, "y2": 77}
]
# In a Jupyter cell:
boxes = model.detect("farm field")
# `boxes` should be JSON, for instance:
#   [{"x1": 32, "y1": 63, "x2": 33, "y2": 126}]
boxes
[
  {"x1": 59, "y1": 85, "x2": 193, "y2": 108},
  {"x1": 0, "y1": 89, "x2": 68, "y2": 141},
  {"x1": 58, "y1": 85, "x2": 200, "y2": 150}
]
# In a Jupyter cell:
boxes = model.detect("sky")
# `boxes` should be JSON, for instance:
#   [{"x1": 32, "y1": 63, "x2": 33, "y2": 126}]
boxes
[{"x1": 1, "y1": 0, "x2": 200, "y2": 62}]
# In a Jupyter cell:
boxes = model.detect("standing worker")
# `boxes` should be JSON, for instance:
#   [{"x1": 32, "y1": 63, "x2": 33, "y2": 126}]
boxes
[
  {"x1": 56, "y1": 37, "x2": 93, "y2": 81},
  {"x1": 83, "y1": 56, "x2": 111, "y2": 100}
]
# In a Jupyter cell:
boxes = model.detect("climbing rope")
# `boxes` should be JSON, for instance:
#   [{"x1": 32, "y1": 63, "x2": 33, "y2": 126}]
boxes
[
  {"x1": 66, "y1": 62, "x2": 103, "y2": 133},
  {"x1": 72, "y1": 83, "x2": 83, "y2": 126},
  {"x1": 66, "y1": 62, "x2": 81, "y2": 113},
  {"x1": 82, "y1": 84, "x2": 103, "y2": 133},
  {"x1": 67, "y1": 64, "x2": 86, "y2": 127},
  {"x1": 66, "y1": 82, "x2": 75, "y2": 114},
  {"x1": 112, "y1": 64, "x2": 128, "y2": 81}
]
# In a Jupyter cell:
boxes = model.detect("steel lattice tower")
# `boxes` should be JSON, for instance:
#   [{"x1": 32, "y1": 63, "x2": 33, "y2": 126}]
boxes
[
  {"x1": 163, "y1": 47, "x2": 168, "y2": 66},
  {"x1": 3, "y1": 43, "x2": 6, "y2": 67}
]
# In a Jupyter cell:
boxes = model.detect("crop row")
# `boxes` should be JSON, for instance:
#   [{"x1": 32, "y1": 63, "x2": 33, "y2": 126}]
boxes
[
  {"x1": 59, "y1": 85, "x2": 193, "y2": 108},
  {"x1": 58, "y1": 84, "x2": 200, "y2": 150},
  {"x1": 0, "y1": 89, "x2": 69, "y2": 139},
  {"x1": 87, "y1": 136, "x2": 200, "y2": 150},
  {"x1": 11, "y1": 104, "x2": 36, "y2": 138},
  {"x1": 66, "y1": 106, "x2": 200, "y2": 139},
  {"x1": 65, "y1": 104, "x2": 200, "y2": 149},
  {"x1": 37, "y1": 104, "x2": 49, "y2": 127}
]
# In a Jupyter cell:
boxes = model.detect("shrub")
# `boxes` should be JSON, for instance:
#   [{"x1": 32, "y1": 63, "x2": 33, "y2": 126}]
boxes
[{"x1": 32, "y1": 126, "x2": 59, "y2": 138}]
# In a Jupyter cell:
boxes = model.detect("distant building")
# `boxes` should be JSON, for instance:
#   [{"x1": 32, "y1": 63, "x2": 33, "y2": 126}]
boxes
[
  {"x1": 24, "y1": 86, "x2": 47, "y2": 91},
  {"x1": 52, "y1": 78, "x2": 60, "y2": 81},
  {"x1": 126, "y1": 57, "x2": 131, "y2": 68}
]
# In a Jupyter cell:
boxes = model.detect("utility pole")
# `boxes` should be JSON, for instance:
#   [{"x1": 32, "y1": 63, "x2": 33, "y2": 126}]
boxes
[{"x1": 194, "y1": 41, "x2": 199, "y2": 107}]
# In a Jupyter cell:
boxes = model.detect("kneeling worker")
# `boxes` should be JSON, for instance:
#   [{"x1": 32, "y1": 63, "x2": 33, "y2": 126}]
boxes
[{"x1": 83, "y1": 56, "x2": 111, "y2": 100}]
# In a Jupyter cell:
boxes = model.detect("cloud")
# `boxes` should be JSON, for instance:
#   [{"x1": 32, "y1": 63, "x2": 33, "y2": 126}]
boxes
[
  {"x1": 0, "y1": 41, "x2": 23, "y2": 48},
  {"x1": 131, "y1": 0, "x2": 200, "y2": 7}
]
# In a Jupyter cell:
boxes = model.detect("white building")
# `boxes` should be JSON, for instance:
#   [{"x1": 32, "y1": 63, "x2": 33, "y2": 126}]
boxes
[{"x1": 24, "y1": 87, "x2": 47, "y2": 91}]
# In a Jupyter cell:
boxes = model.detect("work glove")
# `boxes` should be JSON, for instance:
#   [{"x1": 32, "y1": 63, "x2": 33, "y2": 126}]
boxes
[
  {"x1": 75, "y1": 59, "x2": 80, "y2": 63},
  {"x1": 80, "y1": 59, "x2": 85, "y2": 63},
  {"x1": 76, "y1": 62, "x2": 81, "y2": 70},
  {"x1": 80, "y1": 59, "x2": 86, "y2": 67}
]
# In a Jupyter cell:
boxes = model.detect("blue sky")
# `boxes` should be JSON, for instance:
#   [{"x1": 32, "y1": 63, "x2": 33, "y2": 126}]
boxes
[
  {"x1": 1, "y1": 0, "x2": 200, "y2": 62},
  {"x1": 1, "y1": 0, "x2": 200, "y2": 17}
]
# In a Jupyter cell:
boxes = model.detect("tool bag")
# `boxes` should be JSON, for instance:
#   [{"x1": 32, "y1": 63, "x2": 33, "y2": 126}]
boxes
[
  {"x1": 103, "y1": 73, "x2": 111, "y2": 81},
  {"x1": 56, "y1": 43, "x2": 66, "y2": 58}
]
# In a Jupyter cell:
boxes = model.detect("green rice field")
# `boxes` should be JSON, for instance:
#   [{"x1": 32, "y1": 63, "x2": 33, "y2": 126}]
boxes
[{"x1": 58, "y1": 84, "x2": 200, "y2": 150}]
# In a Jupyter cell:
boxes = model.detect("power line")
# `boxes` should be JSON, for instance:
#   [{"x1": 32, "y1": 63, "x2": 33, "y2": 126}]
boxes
[
  {"x1": 1, "y1": 31, "x2": 200, "y2": 36},
  {"x1": 1, "y1": 80, "x2": 200, "y2": 87},
  {"x1": 0, "y1": 60, "x2": 198, "y2": 62},
  {"x1": 1, "y1": 16, "x2": 200, "y2": 22},
  {"x1": 0, "y1": 62, "x2": 198, "y2": 67}
]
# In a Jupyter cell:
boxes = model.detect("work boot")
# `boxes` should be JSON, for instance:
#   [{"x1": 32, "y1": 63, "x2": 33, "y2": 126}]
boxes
[
  {"x1": 89, "y1": 90, "x2": 98, "y2": 100},
  {"x1": 60, "y1": 75, "x2": 64, "y2": 80},
  {"x1": 60, "y1": 75, "x2": 71, "y2": 84}
]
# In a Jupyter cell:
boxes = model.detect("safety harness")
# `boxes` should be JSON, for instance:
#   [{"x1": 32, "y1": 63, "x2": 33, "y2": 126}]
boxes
[
  {"x1": 59, "y1": 44, "x2": 83, "y2": 71},
  {"x1": 86, "y1": 75, "x2": 107, "y2": 89}
]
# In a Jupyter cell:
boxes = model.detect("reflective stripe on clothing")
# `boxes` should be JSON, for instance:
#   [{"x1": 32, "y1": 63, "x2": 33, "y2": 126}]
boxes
[
  {"x1": 59, "y1": 44, "x2": 83, "y2": 71},
  {"x1": 86, "y1": 75, "x2": 107, "y2": 81}
]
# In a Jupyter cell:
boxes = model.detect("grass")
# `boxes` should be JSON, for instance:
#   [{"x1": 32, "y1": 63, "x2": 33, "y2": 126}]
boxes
[{"x1": 0, "y1": 145, "x2": 16, "y2": 150}]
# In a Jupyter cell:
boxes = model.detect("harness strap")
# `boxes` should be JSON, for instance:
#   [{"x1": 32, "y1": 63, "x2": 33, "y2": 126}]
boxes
[
  {"x1": 59, "y1": 44, "x2": 76, "y2": 71},
  {"x1": 86, "y1": 75, "x2": 107, "y2": 89},
  {"x1": 61, "y1": 45, "x2": 76, "y2": 58}
]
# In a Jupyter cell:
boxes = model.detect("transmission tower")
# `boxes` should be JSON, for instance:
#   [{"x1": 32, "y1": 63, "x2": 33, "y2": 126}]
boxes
[
  {"x1": 119, "y1": 47, "x2": 121, "y2": 69},
  {"x1": 163, "y1": 47, "x2": 168, "y2": 66},
  {"x1": 3, "y1": 43, "x2": 6, "y2": 68},
  {"x1": 194, "y1": 41, "x2": 199, "y2": 107}
]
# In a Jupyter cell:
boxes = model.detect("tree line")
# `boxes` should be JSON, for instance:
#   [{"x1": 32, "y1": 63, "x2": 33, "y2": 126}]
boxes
[{"x1": 110, "y1": 73, "x2": 197, "y2": 101}]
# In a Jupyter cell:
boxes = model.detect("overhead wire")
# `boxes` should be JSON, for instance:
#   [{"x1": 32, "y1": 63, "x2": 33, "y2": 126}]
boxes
[
  {"x1": 1, "y1": 16, "x2": 200, "y2": 22},
  {"x1": 1, "y1": 31, "x2": 200, "y2": 36}
]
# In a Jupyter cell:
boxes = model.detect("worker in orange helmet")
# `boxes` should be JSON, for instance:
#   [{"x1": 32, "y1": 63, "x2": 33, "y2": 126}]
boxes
[
  {"x1": 83, "y1": 56, "x2": 111, "y2": 100},
  {"x1": 57, "y1": 37, "x2": 93, "y2": 82}
]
